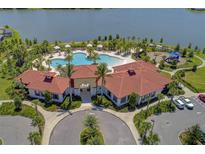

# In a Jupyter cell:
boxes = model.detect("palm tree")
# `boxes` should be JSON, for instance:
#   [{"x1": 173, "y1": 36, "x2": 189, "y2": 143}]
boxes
[
  {"x1": 46, "y1": 59, "x2": 51, "y2": 70},
  {"x1": 87, "y1": 47, "x2": 94, "y2": 58},
  {"x1": 96, "y1": 63, "x2": 110, "y2": 96},
  {"x1": 84, "y1": 114, "x2": 99, "y2": 129},
  {"x1": 90, "y1": 52, "x2": 100, "y2": 64},
  {"x1": 28, "y1": 132, "x2": 41, "y2": 145},
  {"x1": 65, "y1": 52, "x2": 73, "y2": 65},
  {"x1": 139, "y1": 121, "x2": 152, "y2": 144},
  {"x1": 145, "y1": 95, "x2": 151, "y2": 117},
  {"x1": 157, "y1": 93, "x2": 164, "y2": 113},
  {"x1": 146, "y1": 132, "x2": 160, "y2": 145},
  {"x1": 66, "y1": 63, "x2": 75, "y2": 102}
]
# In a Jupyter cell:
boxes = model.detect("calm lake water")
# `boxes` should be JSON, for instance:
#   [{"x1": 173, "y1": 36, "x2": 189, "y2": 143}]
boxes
[{"x1": 0, "y1": 9, "x2": 205, "y2": 48}]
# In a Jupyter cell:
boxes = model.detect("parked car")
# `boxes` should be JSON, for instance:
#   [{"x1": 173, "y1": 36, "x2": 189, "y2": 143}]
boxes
[
  {"x1": 198, "y1": 94, "x2": 205, "y2": 103},
  {"x1": 173, "y1": 98, "x2": 185, "y2": 109},
  {"x1": 179, "y1": 96, "x2": 194, "y2": 109}
]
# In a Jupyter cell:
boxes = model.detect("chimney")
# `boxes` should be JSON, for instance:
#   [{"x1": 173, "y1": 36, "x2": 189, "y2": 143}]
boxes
[{"x1": 128, "y1": 69, "x2": 136, "y2": 76}]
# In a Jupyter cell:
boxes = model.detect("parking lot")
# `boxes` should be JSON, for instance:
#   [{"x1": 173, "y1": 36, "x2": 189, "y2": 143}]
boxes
[
  {"x1": 149, "y1": 96, "x2": 205, "y2": 145},
  {"x1": 0, "y1": 116, "x2": 38, "y2": 145}
]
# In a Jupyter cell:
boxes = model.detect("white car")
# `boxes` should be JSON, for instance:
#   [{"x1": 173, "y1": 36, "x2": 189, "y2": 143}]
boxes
[
  {"x1": 183, "y1": 98, "x2": 194, "y2": 109},
  {"x1": 173, "y1": 99, "x2": 185, "y2": 109}
]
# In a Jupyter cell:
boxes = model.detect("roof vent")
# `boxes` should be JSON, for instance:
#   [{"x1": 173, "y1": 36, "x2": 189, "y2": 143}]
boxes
[{"x1": 128, "y1": 69, "x2": 136, "y2": 76}]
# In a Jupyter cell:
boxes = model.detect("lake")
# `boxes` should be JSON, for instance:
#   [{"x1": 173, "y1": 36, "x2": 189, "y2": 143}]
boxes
[{"x1": 0, "y1": 9, "x2": 205, "y2": 48}]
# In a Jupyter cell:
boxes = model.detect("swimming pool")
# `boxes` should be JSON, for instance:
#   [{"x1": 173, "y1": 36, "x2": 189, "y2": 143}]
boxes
[{"x1": 50, "y1": 52, "x2": 124, "y2": 68}]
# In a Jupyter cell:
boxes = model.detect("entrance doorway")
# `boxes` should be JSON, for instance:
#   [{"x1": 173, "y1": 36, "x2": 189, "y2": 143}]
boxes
[{"x1": 80, "y1": 83, "x2": 91, "y2": 103}]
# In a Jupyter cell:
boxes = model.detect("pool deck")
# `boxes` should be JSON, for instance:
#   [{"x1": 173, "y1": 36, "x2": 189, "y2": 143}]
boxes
[{"x1": 41, "y1": 50, "x2": 135, "y2": 73}]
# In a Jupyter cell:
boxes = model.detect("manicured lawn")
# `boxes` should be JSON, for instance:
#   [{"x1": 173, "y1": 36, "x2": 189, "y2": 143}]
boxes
[
  {"x1": 92, "y1": 95, "x2": 129, "y2": 113},
  {"x1": 33, "y1": 96, "x2": 81, "y2": 112},
  {"x1": 0, "y1": 102, "x2": 45, "y2": 125},
  {"x1": 0, "y1": 77, "x2": 12, "y2": 100},
  {"x1": 178, "y1": 56, "x2": 202, "y2": 68},
  {"x1": 196, "y1": 52, "x2": 205, "y2": 60},
  {"x1": 184, "y1": 67, "x2": 205, "y2": 92}
]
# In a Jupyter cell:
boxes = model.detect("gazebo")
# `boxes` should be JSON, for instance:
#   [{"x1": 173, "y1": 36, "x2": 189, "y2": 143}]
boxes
[
  {"x1": 54, "y1": 46, "x2": 60, "y2": 52},
  {"x1": 65, "y1": 44, "x2": 71, "y2": 48},
  {"x1": 87, "y1": 44, "x2": 93, "y2": 48},
  {"x1": 97, "y1": 44, "x2": 103, "y2": 51}
]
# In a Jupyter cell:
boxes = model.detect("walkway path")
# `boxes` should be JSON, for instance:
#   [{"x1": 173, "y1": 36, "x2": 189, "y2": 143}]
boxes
[
  {"x1": 159, "y1": 55, "x2": 205, "y2": 76},
  {"x1": 0, "y1": 97, "x2": 171, "y2": 145}
]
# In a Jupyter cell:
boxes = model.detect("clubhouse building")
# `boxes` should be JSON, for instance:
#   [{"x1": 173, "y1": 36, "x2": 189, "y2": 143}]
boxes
[{"x1": 16, "y1": 60, "x2": 172, "y2": 107}]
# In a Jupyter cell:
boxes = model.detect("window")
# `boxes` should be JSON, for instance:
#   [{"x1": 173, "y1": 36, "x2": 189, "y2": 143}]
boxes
[
  {"x1": 107, "y1": 90, "x2": 111, "y2": 97},
  {"x1": 150, "y1": 92, "x2": 156, "y2": 97},
  {"x1": 121, "y1": 96, "x2": 127, "y2": 104},
  {"x1": 34, "y1": 90, "x2": 41, "y2": 96},
  {"x1": 53, "y1": 94, "x2": 59, "y2": 100},
  {"x1": 113, "y1": 95, "x2": 117, "y2": 103}
]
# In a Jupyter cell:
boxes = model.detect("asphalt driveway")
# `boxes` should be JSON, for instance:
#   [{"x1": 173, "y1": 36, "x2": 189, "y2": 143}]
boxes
[
  {"x1": 49, "y1": 109, "x2": 136, "y2": 145},
  {"x1": 0, "y1": 116, "x2": 38, "y2": 145},
  {"x1": 149, "y1": 96, "x2": 205, "y2": 145}
]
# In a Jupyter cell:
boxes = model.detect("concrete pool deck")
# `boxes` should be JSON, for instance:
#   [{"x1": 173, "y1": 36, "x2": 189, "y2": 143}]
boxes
[{"x1": 41, "y1": 50, "x2": 135, "y2": 72}]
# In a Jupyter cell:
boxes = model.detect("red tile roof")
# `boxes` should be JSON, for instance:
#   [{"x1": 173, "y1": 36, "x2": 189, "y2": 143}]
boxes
[
  {"x1": 71, "y1": 64, "x2": 98, "y2": 79},
  {"x1": 104, "y1": 61, "x2": 172, "y2": 98},
  {"x1": 16, "y1": 70, "x2": 69, "y2": 94}
]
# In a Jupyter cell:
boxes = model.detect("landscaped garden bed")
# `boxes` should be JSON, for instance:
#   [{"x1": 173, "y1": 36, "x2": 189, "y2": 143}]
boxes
[
  {"x1": 31, "y1": 96, "x2": 81, "y2": 112},
  {"x1": 0, "y1": 76, "x2": 12, "y2": 100},
  {"x1": 80, "y1": 114, "x2": 104, "y2": 145},
  {"x1": 133, "y1": 100, "x2": 176, "y2": 144},
  {"x1": 92, "y1": 95, "x2": 129, "y2": 112},
  {"x1": 179, "y1": 125, "x2": 205, "y2": 145},
  {"x1": 0, "y1": 102, "x2": 45, "y2": 144}
]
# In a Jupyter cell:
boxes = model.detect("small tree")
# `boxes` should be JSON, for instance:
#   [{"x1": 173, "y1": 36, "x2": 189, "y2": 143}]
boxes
[
  {"x1": 32, "y1": 115, "x2": 44, "y2": 128},
  {"x1": 14, "y1": 96, "x2": 22, "y2": 111},
  {"x1": 182, "y1": 48, "x2": 187, "y2": 57},
  {"x1": 84, "y1": 114, "x2": 98, "y2": 130},
  {"x1": 160, "y1": 37, "x2": 163, "y2": 44},
  {"x1": 28, "y1": 132, "x2": 42, "y2": 145},
  {"x1": 175, "y1": 43, "x2": 180, "y2": 51},
  {"x1": 128, "y1": 92, "x2": 138, "y2": 110},
  {"x1": 159, "y1": 60, "x2": 165, "y2": 69},
  {"x1": 145, "y1": 132, "x2": 160, "y2": 145},
  {"x1": 188, "y1": 51, "x2": 194, "y2": 58},
  {"x1": 188, "y1": 43, "x2": 192, "y2": 49},
  {"x1": 44, "y1": 91, "x2": 52, "y2": 105},
  {"x1": 203, "y1": 48, "x2": 205, "y2": 54},
  {"x1": 156, "y1": 93, "x2": 164, "y2": 113},
  {"x1": 192, "y1": 65, "x2": 197, "y2": 72}
]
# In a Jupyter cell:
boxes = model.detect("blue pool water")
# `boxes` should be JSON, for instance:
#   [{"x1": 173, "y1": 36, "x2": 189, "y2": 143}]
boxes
[{"x1": 50, "y1": 53, "x2": 123, "y2": 68}]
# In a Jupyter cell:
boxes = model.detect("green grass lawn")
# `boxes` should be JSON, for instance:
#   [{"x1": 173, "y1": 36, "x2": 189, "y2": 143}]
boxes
[
  {"x1": 0, "y1": 77, "x2": 12, "y2": 100},
  {"x1": 178, "y1": 56, "x2": 202, "y2": 68},
  {"x1": 196, "y1": 52, "x2": 205, "y2": 60},
  {"x1": 184, "y1": 67, "x2": 205, "y2": 92}
]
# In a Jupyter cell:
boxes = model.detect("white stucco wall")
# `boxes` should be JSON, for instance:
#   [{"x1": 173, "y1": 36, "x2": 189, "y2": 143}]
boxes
[{"x1": 28, "y1": 89, "x2": 65, "y2": 103}]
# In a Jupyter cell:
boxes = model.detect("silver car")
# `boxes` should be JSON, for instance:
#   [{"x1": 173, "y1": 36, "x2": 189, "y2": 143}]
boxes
[
  {"x1": 179, "y1": 96, "x2": 194, "y2": 109},
  {"x1": 173, "y1": 98, "x2": 185, "y2": 109}
]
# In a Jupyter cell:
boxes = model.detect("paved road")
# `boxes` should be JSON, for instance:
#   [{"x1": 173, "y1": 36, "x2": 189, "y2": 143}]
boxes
[
  {"x1": 49, "y1": 109, "x2": 136, "y2": 145},
  {"x1": 0, "y1": 116, "x2": 38, "y2": 145},
  {"x1": 149, "y1": 96, "x2": 205, "y2": 145}
]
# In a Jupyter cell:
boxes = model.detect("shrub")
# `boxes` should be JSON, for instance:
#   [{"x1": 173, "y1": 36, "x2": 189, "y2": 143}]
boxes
[
  {"x1": 92, "y1": 95, "x2": 112, "y2": 108},
  {"x1": 61, "y1": 97, "x2": 81, "y2": 110},
  {"x1": 47, "y1": 104, "x2": 58, "y2": 111},
  {"x1": 28, "y1": 132, "x2": 42, "y2": 145},
  {"x1": 133, "y1": 100, "x2": 175, "y2": 144},
  {"x1": 192, "y1": 65, "x2": 197, "y2": 72},
  {"x1": 14, "y1": 96, "x2": 22, "y2": 111},
  {"x1": 80, "y1": 114, "x2": 104, "y2": 145},
  {"x1": 0, "y1": 138, "x2": 3, "y2": 145}
]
